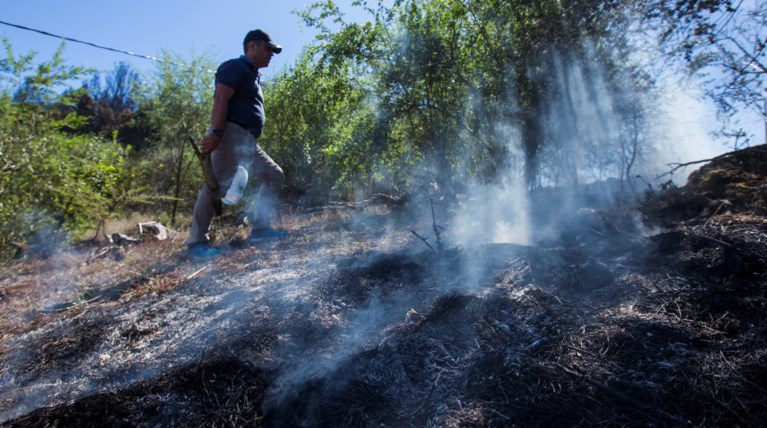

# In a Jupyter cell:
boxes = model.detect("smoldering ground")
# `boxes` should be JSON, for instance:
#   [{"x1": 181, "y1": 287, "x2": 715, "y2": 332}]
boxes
[
  {"x1": 3, "y1": 142, "x2": 767, "y2": 426},
  {"x1": 0, "y1": 203, "x2": 538, "y2": 425},
  {"x1": 0, "y1": 122, "x2": 647, "y2": 424},
  {"x1": 1, "y1": 20, "x2": 755, "y2": 427}
]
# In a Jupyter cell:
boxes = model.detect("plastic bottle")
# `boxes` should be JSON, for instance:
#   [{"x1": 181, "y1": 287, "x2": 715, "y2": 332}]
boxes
[{"x1": 222, "y1": 166, "x2": 248, "y2": 205}]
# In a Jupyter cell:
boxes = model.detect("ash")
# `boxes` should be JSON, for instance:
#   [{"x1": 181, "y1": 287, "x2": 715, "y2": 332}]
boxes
[{"x1": 2, "y1": 146, "x2": 767, "y2": 427}]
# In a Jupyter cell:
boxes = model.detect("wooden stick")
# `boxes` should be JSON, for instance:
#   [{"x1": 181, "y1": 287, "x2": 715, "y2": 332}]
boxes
[
  {"x1": 186, "y1": 265, "x2": 209, "y2": 280},
  {"x1": 411, "y1": 230, "x2": 436, "y2": 253}
]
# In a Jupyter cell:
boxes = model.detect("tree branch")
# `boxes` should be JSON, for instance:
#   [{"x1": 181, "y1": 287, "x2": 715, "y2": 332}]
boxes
[
  {"x1": 410, "y1": 230, "x2": 436, "y2": 253},
  {"x1": 655, "y1": 157, "x2": 717, "y2": 180}
]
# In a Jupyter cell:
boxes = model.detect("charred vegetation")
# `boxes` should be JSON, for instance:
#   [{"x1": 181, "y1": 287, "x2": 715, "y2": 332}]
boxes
[{"x1": 1, "y1": 146, "x2": 767, "y2": 426}]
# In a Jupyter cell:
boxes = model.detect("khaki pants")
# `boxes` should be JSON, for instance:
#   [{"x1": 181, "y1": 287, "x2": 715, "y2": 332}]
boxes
[{"x1": 188, "y1": 121, "x2": 284, "y2": 245}]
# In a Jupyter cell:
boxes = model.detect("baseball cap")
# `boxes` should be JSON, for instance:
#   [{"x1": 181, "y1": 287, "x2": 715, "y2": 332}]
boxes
[{"x1": 243, "y1": 29, "x2": 283, "y2": 54}]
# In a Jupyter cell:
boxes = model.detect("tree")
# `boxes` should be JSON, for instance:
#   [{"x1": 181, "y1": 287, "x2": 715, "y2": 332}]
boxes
[
  {"x1": 0, "y1": 38, "x2": 90, "y2": 105},
  {"x1": 142, "y1": 51, "x2": 216, "y2": 226},
  {"x1": 0, "y1": 41, "x2": 154, "y2": 258},
  {"x1": 294, "y1": 0, "x2": 645, "y2": 195},
  {"x1": 73, "y1": 62, "x2": 142, "y2": 139},
  {"x1": 653, "y1": 0, "x2": 766, "y2": 145},
  {"x1": 263, "y1": 55, "x2": 372, "y2": 200}
]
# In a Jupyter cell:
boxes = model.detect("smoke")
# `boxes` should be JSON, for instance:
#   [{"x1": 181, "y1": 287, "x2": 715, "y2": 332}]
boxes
[
  {"x1": 646, "y1": 76, "x2": 727, "y2": 184},
  {"x1": 445, "y1": 31, "x2": 733, "y2": 249},
  {"x1": 1, "y1": 12, "x2": 742, "y2": 426},
  {"x1": 449, "y1": 172, "x2": 531, "y2": 248},
  {"x1": 446, "y1": 43, "x2": 623, "y2": 250},
  {"x1": 263, "y1": 295, "x2": 390, "y2": 412}
]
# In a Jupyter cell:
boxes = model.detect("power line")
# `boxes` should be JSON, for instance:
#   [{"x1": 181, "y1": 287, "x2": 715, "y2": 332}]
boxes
[
  {"x1": 0, "y1": 19, "x2": 163, "y2": 62},
  {"x1": 0, "y1": 19, "x2": 213, "y2": 72}
]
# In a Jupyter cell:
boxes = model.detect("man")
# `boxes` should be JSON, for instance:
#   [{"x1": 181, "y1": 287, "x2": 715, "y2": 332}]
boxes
[{"x1": 187, "y1": 29, "x2": 286, "y2": 257}]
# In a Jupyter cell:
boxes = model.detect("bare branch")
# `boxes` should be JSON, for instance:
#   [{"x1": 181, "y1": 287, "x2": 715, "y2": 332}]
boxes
[
  {"x1": 655, "y1": 157, "x2": 717, "y2": 180},
  {"x1": 410, "y1": 230, "x2": 436, "y2": 253}
]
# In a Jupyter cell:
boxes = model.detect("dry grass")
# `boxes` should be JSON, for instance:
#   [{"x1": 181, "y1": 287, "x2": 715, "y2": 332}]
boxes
[{"x1": 0, "y1": 205, "x2": 388, "y2": 352}]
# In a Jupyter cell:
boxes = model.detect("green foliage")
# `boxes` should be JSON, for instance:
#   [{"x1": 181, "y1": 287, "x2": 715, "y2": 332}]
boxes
[
  {"x1": 0, "y1": 42, "x2": 160, "y2": 259},
  {"x1": 263, "y1": 53, "x2": 376, "y2": 199},
  {"x1": 0, "y1": 0, "x2": 757, "y2": 259},
  {"x1": 0, "y1": 37, "x2": 92, "y2": 105},
  {"x1": 141, "y1": 51, "x2": 216, "y2": 225},
  {"x1": 0, "y1": 93, "x2": 156, "y2": 258},
  {"x1": 282, "y1": 0, "x2": 641, "y2": 195}
]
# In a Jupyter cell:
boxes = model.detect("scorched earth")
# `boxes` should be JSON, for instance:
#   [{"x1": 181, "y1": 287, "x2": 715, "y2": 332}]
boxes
[{"x1": 1, "y1": 145, "x2": 766, "y2": 427}]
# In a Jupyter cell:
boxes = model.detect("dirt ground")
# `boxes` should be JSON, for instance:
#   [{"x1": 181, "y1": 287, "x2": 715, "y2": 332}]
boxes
[{"x1": 1, "y1": 145, "x2": 766, "y2": 427}]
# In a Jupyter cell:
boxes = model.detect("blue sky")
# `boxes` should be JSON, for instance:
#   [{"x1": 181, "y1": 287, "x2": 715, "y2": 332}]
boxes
[{"x1": 0, "y1": 1, "x2": 369, "y2": 78}]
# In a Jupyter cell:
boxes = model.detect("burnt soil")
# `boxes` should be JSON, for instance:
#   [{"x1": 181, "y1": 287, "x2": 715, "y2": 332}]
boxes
[{"x1": 1, "y1": 145, "x2": 766, "y2": 427}]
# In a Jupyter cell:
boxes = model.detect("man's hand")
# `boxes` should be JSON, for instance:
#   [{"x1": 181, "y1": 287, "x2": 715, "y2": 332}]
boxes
[{"x1": 200, "y1": 133, "x2": 222, "y2": 154}]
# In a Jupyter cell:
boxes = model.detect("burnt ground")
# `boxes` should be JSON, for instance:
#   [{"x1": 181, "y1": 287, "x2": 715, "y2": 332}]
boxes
[{"x1": 1, "y1": 145, "x2": 766, "y2": 427}]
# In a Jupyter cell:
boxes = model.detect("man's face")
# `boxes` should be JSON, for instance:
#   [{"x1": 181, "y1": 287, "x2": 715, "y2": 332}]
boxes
[{"x1": 249, "y1": 41, "x2": 274, "y2": 68}]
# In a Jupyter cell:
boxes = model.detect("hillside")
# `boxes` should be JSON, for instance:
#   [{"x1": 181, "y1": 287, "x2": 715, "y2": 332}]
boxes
[{"x1": 1, "y1": 145, "x2": 766, "y2": 427}]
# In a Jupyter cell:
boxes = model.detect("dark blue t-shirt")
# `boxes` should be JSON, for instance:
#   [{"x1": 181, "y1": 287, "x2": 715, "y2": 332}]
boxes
[{"x1": 215, "y1": 55, "x2": 265, "y2": 138}]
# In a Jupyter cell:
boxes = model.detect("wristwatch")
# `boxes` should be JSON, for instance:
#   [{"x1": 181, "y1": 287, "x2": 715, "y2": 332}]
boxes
[{"x1": 211, "y1": 129, "x2": 224, "y2": 138}]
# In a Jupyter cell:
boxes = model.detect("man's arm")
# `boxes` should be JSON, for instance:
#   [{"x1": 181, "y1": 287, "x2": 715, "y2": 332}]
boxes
[{"x1": 200, "y1": 83, "x2": 236, "y2": 153}]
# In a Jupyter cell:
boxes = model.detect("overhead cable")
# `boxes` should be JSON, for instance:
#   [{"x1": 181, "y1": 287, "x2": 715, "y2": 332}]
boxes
[{"x1": 0, "y1": 19, "x2": 212, "y2": 72}]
